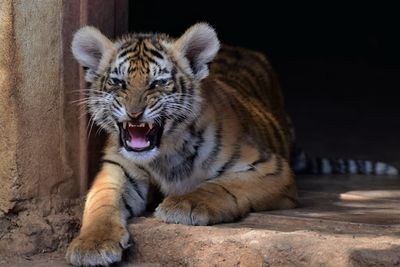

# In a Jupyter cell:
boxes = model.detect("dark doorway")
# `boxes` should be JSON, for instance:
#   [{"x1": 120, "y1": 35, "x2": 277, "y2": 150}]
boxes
[{"x1": 129, "y1": 1, "x2": 400, "y2": 166}]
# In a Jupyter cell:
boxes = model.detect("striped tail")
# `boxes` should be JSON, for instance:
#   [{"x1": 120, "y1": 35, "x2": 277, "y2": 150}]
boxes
[{"x1": 291, "y1": 150, "x2": 399, "y2": 176}]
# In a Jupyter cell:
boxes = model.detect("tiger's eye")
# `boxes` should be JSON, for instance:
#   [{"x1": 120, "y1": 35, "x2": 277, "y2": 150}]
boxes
[
  {"x1": 108, "y1": 77, "x2": 126, "y2": 90},
  {"x1": 149, "y1": 79, "x2": 169, "y2": 90},
  {"x1": 147, "y1": 96, "x2": 156, "y2": 105}
]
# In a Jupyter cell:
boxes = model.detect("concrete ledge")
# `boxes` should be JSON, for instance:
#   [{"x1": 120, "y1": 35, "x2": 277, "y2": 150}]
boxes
[
  {"x1": 128, "y1": 215, "x2": 400, "y2": 267},
  {"x1": 125, "y1": 175, "x2": 400, "y2": 266},
  {"x1": 3, "y1": 213, "x2": 400, "y2": 266}
]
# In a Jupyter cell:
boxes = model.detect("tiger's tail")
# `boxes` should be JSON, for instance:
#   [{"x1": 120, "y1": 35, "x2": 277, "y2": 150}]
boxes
[{"x1": 291, "y1": 150, "x2": 399, "y2": 176}]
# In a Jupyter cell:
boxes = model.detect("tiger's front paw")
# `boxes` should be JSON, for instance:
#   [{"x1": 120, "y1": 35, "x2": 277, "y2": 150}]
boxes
[
  {"x1": 155, "y1": 195, "x2": 223, "y2": 226},
  {"x1": 65, "y1": 223, "x2": 129, "y2": 266}
]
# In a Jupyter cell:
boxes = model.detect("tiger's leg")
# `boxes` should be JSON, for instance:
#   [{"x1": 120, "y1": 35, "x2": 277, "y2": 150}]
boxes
[
  {"x1": 66, "y1": 161, "x2": 148, "y2": 266},
  {"x1": 155, "y1": 154, "x2": 297, "y2": 225}
]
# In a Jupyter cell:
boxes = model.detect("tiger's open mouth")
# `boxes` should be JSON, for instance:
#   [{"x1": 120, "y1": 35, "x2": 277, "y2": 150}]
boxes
[{"x1": 119, "y1": 121, "x2": 163, "y2": 152}]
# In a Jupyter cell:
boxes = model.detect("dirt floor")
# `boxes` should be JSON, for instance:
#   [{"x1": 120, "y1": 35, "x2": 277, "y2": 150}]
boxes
[{"x1": 2, "y1": 173, "x2": 400, "y2": 267}]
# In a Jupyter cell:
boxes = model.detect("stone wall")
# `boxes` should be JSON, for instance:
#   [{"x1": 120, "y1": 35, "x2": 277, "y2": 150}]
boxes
[{"x1": 0, "y1": 0, "x2": 127, "y2": 257}]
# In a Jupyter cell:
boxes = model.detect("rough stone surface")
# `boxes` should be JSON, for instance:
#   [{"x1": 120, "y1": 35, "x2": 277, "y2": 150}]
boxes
[
  {"x1": 0, "y1": 0, "x2": 129, "y2": 260},
  {"x1": 3, "y1": 174, "x2": 400, "y2": 266},
  {"x1": 0, "y1": 196, "x2": 81, "y2": 257},
  {"x1": 0, "y1": 0, "x2": 78, "y2": 210},
  {"x1": 2, "y1": 214, "x2": 400, "y2": 267},
  {"x1": 0, "y1": 0, "x2": 82, "y2": 257},
  {"x1": 126, "y1": 215, "x2": 400, "y2": 266},
  {"x1": 0, "y1": 0, "x2": 19, "y2": 215}
]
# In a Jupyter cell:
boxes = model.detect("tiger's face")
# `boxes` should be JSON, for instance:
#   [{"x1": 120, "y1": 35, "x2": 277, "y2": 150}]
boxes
[{"x1": 72, "y1": 24, "x2": 219, "y2": 162}]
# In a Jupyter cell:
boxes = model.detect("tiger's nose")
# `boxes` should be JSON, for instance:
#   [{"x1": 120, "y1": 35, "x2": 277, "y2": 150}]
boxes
[{"x1": 128, "y1": 111, "x2": 143, "y2": 120}]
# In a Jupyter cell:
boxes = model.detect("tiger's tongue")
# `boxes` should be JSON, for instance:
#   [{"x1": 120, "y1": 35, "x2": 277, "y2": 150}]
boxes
[{"x1": 126, "y1": 126, "x2": 150, "y2": 149}]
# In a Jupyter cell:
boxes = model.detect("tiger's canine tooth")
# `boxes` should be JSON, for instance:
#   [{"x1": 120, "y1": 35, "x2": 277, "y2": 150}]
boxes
[{"x1": 122, "y1": 121, "x2": 127, "y2": 129}]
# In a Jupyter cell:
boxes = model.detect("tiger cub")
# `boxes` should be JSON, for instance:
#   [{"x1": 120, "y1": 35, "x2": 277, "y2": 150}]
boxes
[{"x1": 66, "y1": 23, "x2": 297, "y2": 266}]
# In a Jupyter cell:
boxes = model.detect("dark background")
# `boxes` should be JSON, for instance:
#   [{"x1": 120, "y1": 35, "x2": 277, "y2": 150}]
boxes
[{"x1": 129, "y1": 2, "x2": 400, "y2": 166}]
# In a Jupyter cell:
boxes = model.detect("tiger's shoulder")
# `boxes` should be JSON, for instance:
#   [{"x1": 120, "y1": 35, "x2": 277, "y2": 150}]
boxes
[
  {"x1": 206, "y1": 45, "x2": 285, "y2": 114},
  {"x1": 211, "y1": 44, "x2": 271, "y2": 75},
  {"x1": 199, "y1": 45, "x2": 293, "y2": 160}
]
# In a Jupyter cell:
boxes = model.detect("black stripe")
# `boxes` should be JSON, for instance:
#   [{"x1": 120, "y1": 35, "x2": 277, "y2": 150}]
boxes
[
  {"x1": 114, "y1": 97, "x2": 122, "y2": 107},
  {"x1": 136, "y1": 164, "x2": 152, "y2": 177},
  {"x1": 264, "y1": 114, "x2": 287, "y2": 157},
  {"x1": 143, "y1": 54, "x2": 161, "y2": 67},
  {"x1": 239, "y1": 62, "x2": 271, "y2": 98},
  {"x1": 118, "y1": 48, "x2": 137, "y2": 60},
  {"x1": 265, "y1": 156, "x2": 284, "y2": 176},
  {"x1": 172, "y1": 105, "x2": 192, "y2": 135},
  {"x1": 372, "y1": 162, "x2": 377, "y2": 175},
  {"x1": 167, "y1": 116, "x2": 186, "y2": 135},
  {"x1": 211, "y1": 183, "x2": 239, "y2": 207},
  {"x1": 215, "y1": 143, "x2": 241, "y2": 177},
  {"x1": 119, "y1": 41, "x2": 134, "y2": 51},
  {"x1": 225, "y1": 87, "x2": 277, "y2": 153},
  {"x1": 309, "y1": 156, "x2": 317, "y2": 173},
  {"x1": 170, "y1": 67, "x2": 177, "y2": 79},
  {"x1": 251, "y1": 152, "x2": 271, "y2": 166},
  {"x1": 343, "y1": 159, "x2": 349, "y2": 174},
  {"x1": 223, "y1": 64, "x2": 283, "y2": 152},
  {"x1": 164, "y1": 77, "x2": 191, "y2": 135},
  {"x1": 102, "y1": 159, "x2": 145, "y2": 201},
  {"x1": 356, "y1": 160, "x2": 364, "y2": 174},
  {"x1": 148, "y1": 49, "x2": 164, "y2": 59},
  {"x1": 149, "y1": 123, "x2": 204, "y2": 182},
  {"x1": 327, "y1": 158, "x2": 334, "y2": 174},
  {"x1": 285, "y1": 194, "x2": 300, "y2": 207},
  {"x1": 218, "y1": 89, "x2": 250, "y2": 136},
  {"x1": 112, "y1": 102, "x2": 120, "y2": 111},
  {"x1": 201, "y1": 120, "x2": 222, "y2": 169},
  {"x1": 249, "y1": 152, "x2": 271, "y2": 171},
  {"x1": 170, "y1": 85, "x2": 177, "y2": 93},
  {"x1": 316, "y1": 157, "x2": 322, "y2": 174},
  {"x1": 141, "y1": 41, "x2": 151, "y2": 53},
  {"x1": 382, "y1": 162, "x2": 389, "y2": 175},
  {"x1": 179, "y1": 124, "x2": 205, "y2": 178},
  {"x1": 148, "y1": 102, "x2": 163, "y2": 115},
  {"x1": 120, "y1": 55, "x2": 136, "y2": 66},
  {"x1": 179, "y1": 76, "x2": 187, "y2": 94},
  {"x1": 339, "y1": 158, "x2": 346, "y2": 174},
  {"x1": 122, "y1": 195, "x2": 134, "y2": 217},
  {"x1": 367, "y1": 161, "x2": 374, "y2": 175}
]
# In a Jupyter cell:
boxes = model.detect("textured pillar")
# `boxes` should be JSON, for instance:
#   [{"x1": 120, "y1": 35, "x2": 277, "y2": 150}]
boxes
[
  {"x1": 0, "y1": 0, "x2": 128, "y2": 257},
  {"x1": 0, "y1": 0, "x2": 79, "y2": 214},
  {"x1": 0, "y1": 0, "x2": 18, "y2": 214}
]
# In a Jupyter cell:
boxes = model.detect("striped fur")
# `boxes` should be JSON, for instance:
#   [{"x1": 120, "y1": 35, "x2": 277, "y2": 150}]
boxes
[
  {"x1": 292, "y1": 149, "x2": 398, "y2": 175},
  {"x1": 66, "y1": 23, "x2": 396, "y2": 266}
]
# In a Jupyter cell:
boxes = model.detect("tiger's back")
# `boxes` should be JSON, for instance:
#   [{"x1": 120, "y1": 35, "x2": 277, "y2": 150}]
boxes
[{"x1": 205, "y1": 45, "x2": 293, "y2": 160}]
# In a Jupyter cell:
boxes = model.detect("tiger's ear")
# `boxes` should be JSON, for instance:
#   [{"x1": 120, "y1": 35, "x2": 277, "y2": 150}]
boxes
[
  {"x1": 71, "y1": 26, "x2": 113, "y2": 81},
  {"x1": 174, "y1": 23, "x2": 220, "y2": 81}
]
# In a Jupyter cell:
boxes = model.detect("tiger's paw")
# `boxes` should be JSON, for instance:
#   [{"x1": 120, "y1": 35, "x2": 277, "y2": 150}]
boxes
[
  {"x1": 65, "y1": 224, "x2": 129, "y2": 266},
  {"x1": 155, "y1": 195, "x2": 223, "y2": 226}
]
